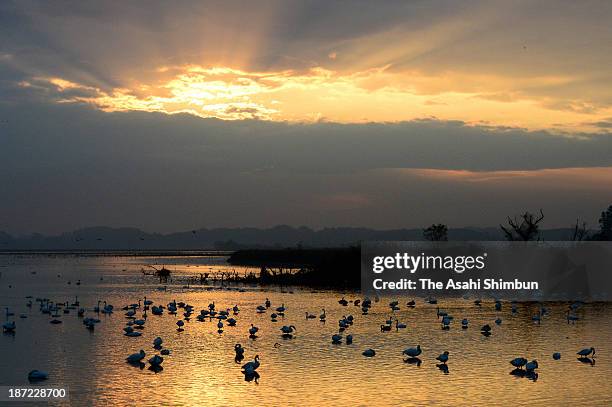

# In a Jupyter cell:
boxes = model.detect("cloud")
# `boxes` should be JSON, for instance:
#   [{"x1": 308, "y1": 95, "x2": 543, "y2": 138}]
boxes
[
  {"x1": 2, "y1": 1, "x2": 612, "y2": 130},
  {"x1": 0, "y1": 103, "x2": 611, "y2": 234}
]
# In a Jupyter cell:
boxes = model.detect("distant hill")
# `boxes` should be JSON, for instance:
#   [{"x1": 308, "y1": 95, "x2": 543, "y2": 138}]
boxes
[{"x1": 0, "y1": 225, "x2": 589, "y2": 251}]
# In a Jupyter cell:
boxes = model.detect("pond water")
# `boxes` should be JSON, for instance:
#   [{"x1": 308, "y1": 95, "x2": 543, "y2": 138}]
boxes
[{"x1": 0, "y1": 254, "x2": 610, "y2": 406}]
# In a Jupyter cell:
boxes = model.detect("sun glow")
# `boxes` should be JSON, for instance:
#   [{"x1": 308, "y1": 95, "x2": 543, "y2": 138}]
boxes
[{"x1": 24, "y1": 64, "x2": 612, "y2": 132}]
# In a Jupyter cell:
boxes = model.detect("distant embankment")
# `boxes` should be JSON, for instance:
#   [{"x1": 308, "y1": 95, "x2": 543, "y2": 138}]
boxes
[{"x1": 227, "y1": 247, "x2": 361, "y2": 288}]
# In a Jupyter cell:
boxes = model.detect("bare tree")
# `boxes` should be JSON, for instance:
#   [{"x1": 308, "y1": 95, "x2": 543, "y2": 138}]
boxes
[
  {"x1": 570, "y1": 219, "x2": 589, "y2": 241},
  {"x1": 500, "y1": 210, "x2": 544, "y2": 241},
  {"x1": 423, "y1": 224, "x2": 448, "y2": 241}
]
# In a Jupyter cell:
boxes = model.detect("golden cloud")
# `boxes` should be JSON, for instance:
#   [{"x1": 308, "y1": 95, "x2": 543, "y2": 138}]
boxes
[{"x1": 22, "y1": 64, "x2": 612, "y2": 131}]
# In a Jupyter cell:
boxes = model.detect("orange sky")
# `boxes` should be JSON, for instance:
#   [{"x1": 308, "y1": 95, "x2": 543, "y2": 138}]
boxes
[
  {"x1": 3, "y1": 1, "x2": 611, "y2": 133},
  {"x1": 20, "y1": 64, "x2": 611, "y2": 133}
]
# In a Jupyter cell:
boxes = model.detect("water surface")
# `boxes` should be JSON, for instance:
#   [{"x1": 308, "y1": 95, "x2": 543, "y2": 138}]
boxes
[{"x1": 0, "y1": 254, "x2": 609, "y2": 406}]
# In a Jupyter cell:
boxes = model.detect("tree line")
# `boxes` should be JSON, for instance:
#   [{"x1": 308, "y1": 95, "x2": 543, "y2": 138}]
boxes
[{"x1": 423, "y1": 204, "x2": 612, "y2": 242}]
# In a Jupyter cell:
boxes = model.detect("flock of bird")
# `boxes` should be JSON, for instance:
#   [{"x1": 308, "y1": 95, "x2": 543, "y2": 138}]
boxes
[{"x1": 2, "y1": 291, "x2": 599, "y2": 383}]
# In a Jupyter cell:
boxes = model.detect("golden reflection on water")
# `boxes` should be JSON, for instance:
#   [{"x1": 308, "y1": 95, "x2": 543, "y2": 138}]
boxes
[{"x1": 0, "y1": 255, "x2": 610, "y2": 406}]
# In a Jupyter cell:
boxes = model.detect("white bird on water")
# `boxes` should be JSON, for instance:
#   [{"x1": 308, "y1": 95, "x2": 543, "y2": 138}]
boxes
[
  {"x1": 577, "y1": 347, "x2": 595, "y2": 357},
  {"x1": 126, "y1": 350, "x2": 146, "y2": 363},
  {"x1": 149, "y1": 355, "x2": 163, "y2": 366},
  {"x1": 403, "y1": 345, "x2": 422, "y2": 358},
  {"x1": 280, "y1": 325, "x2": 296, "y2": 337},
  {"x1": 436, "y1": 351, "x2": 449, "y2": 364},
  {"x1": 362, "y1": 349, "x2": 376, "y2": 357},
  {"x1": 242, "y1": 355, "x2": 260, "y2": 373},
  {"x1": 525, "y1": 360, "x2": 538, "y2": 371}
]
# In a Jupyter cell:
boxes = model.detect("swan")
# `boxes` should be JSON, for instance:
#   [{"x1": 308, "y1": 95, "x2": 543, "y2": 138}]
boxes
[
  {"x1": 552, "y1": 352, "x2": 561, "y2": 360},
  {"x1": 362, "y1": 349, "x2": 376, "y2": 357},
  {"x1": 461, "y1": 318, "x2": 468, "y2": 329},
  {"x1": 217, "y1": 321, "x2": 224, "y2": 329},
  {"x1": 510, "y1": 357, "x2": 528, "y2": 369},
  {"x1": 436, "y1": 307, "x2": 447, "y2": 318},
  {"x1": 346, "y1": 334, "x2": 353, "y2": 344},
  {"x1": 233, "y1": 305, "x2": 240, "y2": 314},
  {"x1": 403, "y1": 345, "x2": 421, "y2": 358},
  {"x1": 481, "y1": 324, "x2": 491, "y2": 332},
  {"x1": 280, "y1": 325, "x2": 296, "y2": 335},
  {"x1": 338, "y1": 297, "x2": 348, "y2": 306},
  {"x1": 305, "y1": 312, "x2": 316, "y2": 319},
  {"x1": 495, "y1": 318, "x2": 502, "y2": 325},
  {"x1": 319, "y1": 309, "x2": 326, "y2": 321},
  {"x1": 407, "y1": 300, "x2": 416, "y2": 307},
  {"x1": 441, "y1": 315, "x2": 451, "y2": 329},
  {"x1": 577, "y1": 347, "x2": 595, "y2": 357},
  {"x1": 148, "y1": 355, "x2": 163, "y2": 366},
  {"x1": 227, "y1": 318, "x2": 237, "y2": 326},
  {"x1": 265, "y1": 298, "x2": 271, "y2": 308},
  {"x1": 235, "y1": 344, "x2": 245, "y2": 356},
  {"x1": 275, "y1": 304, "x2": 286, "y2": 313},
  {"x1": 396, "y1": 320, "x2": 407, "y2": 330},
  {"x1": 436, "y1": 351, "x2": 449, "y2": 364},
  {"x1": 126, "y1": 350, "x2": 146, "y2": 363},
  {"x1": 28, "y1": 370, "x2": 48, "y2": 381},
  {"x1": 525, "y1": 360, "x2": 538, "y2": 371},
  {"x1": 332, "y1": 334, "x2": 342, "y2": 344},
  {"x1": 242, "y1": 355, "x2": 260, "y2": 373},
  {"x1": 256, "y1": 305, "x2": 266, "y2": 313},
  {"x1": 249, "y1": 324, "x2": 259, "y2": 337},
  {"x1": 380, "y1": 324, "x2": 392, "y2": 332},
  {"x1": 153, "y1": 337, "x2": 163, "y2": 347}
]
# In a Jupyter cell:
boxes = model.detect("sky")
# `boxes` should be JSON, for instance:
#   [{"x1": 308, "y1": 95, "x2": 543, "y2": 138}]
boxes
[{"x1": 1, "y1": 0, "x2": 611, "y2": 235}]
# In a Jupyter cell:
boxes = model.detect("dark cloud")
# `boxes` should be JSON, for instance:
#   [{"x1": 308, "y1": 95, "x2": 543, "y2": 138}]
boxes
[{"x1": 1, "y1": 103, "x2": 611, "y2": 234}]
